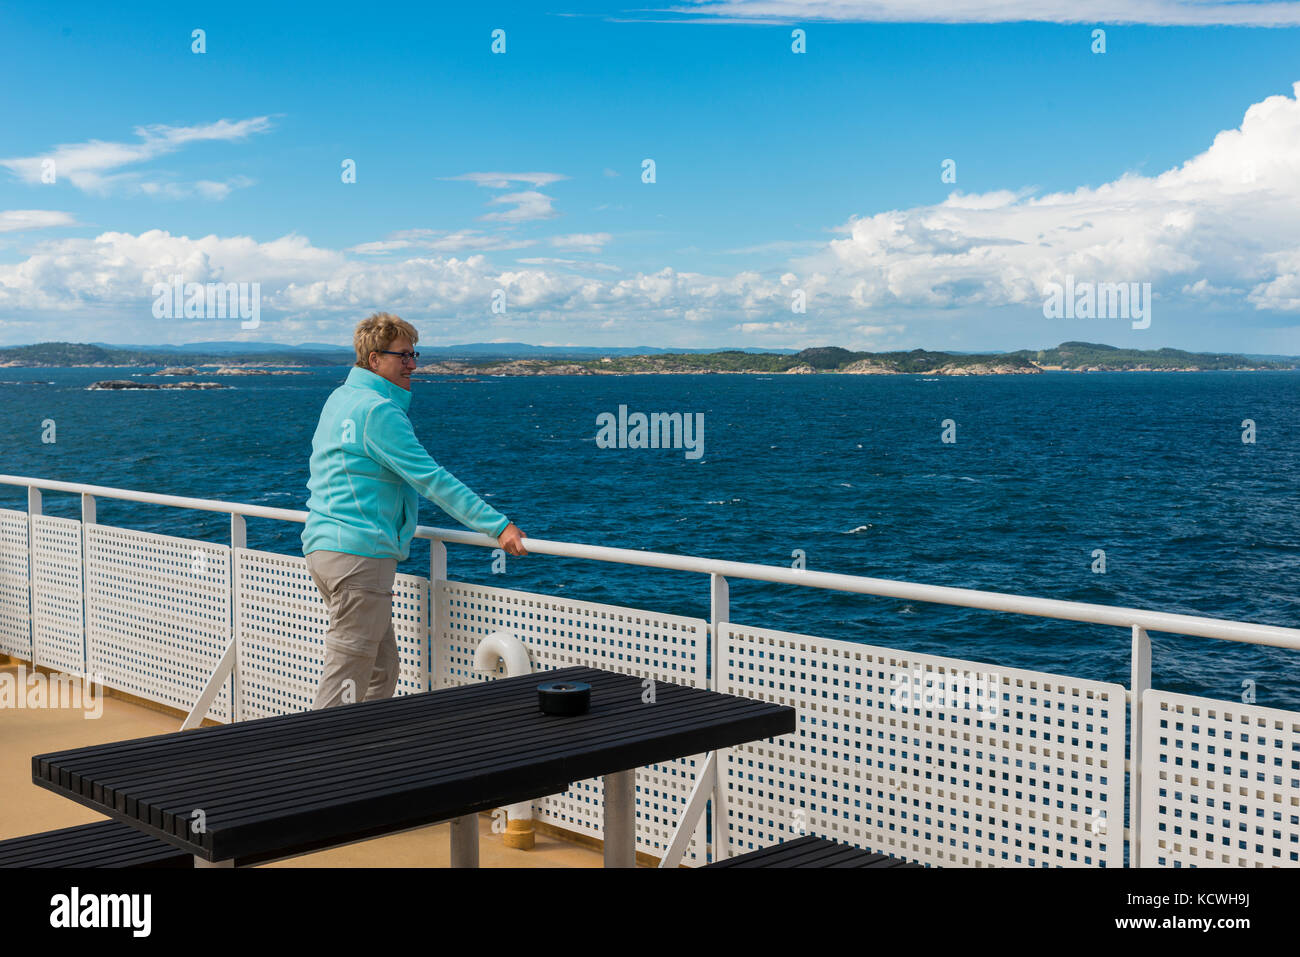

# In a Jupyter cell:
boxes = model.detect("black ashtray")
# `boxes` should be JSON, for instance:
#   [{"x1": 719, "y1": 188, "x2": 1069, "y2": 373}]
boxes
[{"x1": 538, "y1": 680, "x2": 592, "y2": 716}]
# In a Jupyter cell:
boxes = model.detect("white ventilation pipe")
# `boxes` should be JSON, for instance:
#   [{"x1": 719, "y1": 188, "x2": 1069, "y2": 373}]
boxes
[{"x1": 475, "y1": 631, "x2": 535, "y2": 846}]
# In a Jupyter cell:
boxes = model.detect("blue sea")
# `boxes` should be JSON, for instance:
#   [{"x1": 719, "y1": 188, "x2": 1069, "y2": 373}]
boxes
[{"x1": 2, "y1": 366, "x2": 1298, "y2": 710}]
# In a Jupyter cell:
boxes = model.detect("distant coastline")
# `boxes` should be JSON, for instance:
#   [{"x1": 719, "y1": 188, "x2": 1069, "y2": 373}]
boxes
[{"x1": 0, "y1": 340, "x2": 1292, "y2": 375}]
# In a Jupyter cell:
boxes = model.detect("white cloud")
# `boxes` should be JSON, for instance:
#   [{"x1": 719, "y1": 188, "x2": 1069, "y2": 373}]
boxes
[
  {"x1": 1248, "y1": 249, "x2": 1300, "y2": 310},
  {"x1": 737, "y1": 320, "x2": 806, "y2": 334},
  {"x1": 0, "y1": 117, "x2": 272, "y2": 197},
  {"x1": 350, "y1": 230, "x2": 536, "y2": 254},
  {"x1": 481, "y1": 190, "x2": 558, "y2": 223},
  {"x1": 799, "y1": 82, "x2": 1300, "y2": 313},
  {"x1": 724, "y1": 239, "x2": 826, "y2": 255},
  {"x1": 550, "y1": 232, "x2": 612, "y2": 251},
  {"x1": 0, "y1": 210, "x2": 77, "y2": 233},
  {"x1": 139, "y1": 175, "x2": 256, "y2": 201},
  {"x1": 443, "y1": 172, "x2": 569, "y2": 189},
  {"x1": 517, "y1": 257, "x2": 622, "y2": 272},
  {"x1": 444, "y1": 172, "x2": 569, "y2": 223},
  {"x1": 1182, "y1": 278, "x2": 1241, "y2": 298},
  {"x1": 662, "y1": 1, "x2": 1300, "y2": 26},
  {"x1": 0, "y1": 229, "x2": 341, "y2": 312}
]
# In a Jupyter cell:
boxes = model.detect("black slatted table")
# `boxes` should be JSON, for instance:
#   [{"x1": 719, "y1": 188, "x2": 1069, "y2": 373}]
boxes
[{"x1": 32, "y1": 666, "x2": 795, "y2": 868}]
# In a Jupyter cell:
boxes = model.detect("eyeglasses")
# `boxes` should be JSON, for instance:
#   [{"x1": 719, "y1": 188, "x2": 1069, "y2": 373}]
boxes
[{"x1": 377, "y1": 350, "x2": 420, "y2": 363}]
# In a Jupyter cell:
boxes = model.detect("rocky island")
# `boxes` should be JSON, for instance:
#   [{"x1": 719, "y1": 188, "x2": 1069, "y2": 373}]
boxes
[
  {"x1": 87, "y1": 380, "x2": 227, "y2": 390},
  {"x1": 152, "y1": 366, "x2": 308, "y2": 376}
]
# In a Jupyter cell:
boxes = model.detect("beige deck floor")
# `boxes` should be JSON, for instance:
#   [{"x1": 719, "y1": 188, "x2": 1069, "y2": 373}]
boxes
[{"x1": 0, "y1": 661, "x2": 616, "y2": 867}]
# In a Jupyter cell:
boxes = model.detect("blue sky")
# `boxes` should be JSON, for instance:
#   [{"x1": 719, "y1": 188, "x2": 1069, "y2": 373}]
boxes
[{"x1": 2, "y1": 1, "x2": 1300, "y2": 353}]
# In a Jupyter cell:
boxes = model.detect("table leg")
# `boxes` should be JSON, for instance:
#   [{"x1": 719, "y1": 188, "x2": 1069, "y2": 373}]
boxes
[
  {"x1": 450, "y1": 813, "x2": 480, "y2": 867},
  {"x1": 604, "y1": 769, "x2": 635, "y2": 868},
  {"x1": 194, "y1": 856, "x2": 233, "y2": 868}
]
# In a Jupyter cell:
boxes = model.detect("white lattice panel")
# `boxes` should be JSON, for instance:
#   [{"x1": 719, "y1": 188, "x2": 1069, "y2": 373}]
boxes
[
  {"x1": 235, "y1": 548, "x2": 428, "y2": 720},
  {"x1": 1140, "y1": 690, "x2": 1300, "y2": 867},
  {"x1": 30, "y1": 514, "x2": 84, "y2": 675},
  {"x1": 435, "y1": 579, "x2": 709, "y2": 865},
  {"x1": 718, "y1": 621, "x2": 1125, "y2": 868},
  {"x1": 84, "y1": 523, "x2": 232, "y2": 720},
  {"x1": 0, "y1": 509, "x2": 30, "y2": 659}
]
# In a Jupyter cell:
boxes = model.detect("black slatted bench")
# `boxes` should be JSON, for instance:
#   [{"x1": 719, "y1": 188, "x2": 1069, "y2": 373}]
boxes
[
  {"x1": 706, "y1": 835, "x2": 924, "y2": 868},
  {"x1": 0, "y1": 820, "x2": 194, "y2": 869}
]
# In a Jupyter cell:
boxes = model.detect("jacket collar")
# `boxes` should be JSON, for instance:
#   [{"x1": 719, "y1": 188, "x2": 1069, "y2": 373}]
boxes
[{"x1": 346, "y1": 366, "x2": 412, "y2": 411}]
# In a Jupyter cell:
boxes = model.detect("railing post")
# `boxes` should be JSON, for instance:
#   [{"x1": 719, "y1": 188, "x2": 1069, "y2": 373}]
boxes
[
  {"x1": 710, "y1": 572, "x2": 728, "y2": 689},
  {"x1": 428, "y1": 538, "x2": 447, "y2": 692},
  {"x1": 709, "y1": 572, "x2": 730, "y2": 862},
  {"x1": 26, "y1": 486, "x2": 40, "y2": 665},
  {"x1": 1129, "y1": 624, "x2": 1151, "y2": 867},
  {"x1": 80, "y1": 494, "x2": 95, "y2": 678},
  {"x1": 230, "y1": 513, "x2": 245, "y2": 721}
]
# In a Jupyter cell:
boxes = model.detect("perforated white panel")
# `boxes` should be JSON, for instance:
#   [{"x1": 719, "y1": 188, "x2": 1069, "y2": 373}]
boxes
[
  {"x1": 718, "y1": 621, "x2": 1126, "y2": 868},
  {"x1": 235, "y1": 548, "x2": 428, "y2": 719},
  {"x1": 434, "y1": 579, "x2": 709, "y2": 865},
  {"x1": 30, "y1": 514, "x2": 84, "y2": 675},
  {"x1": 1140, "y1": 690, "x2": 1300, "y2": 867},
  {"x1": 0, "y1": 509, "x2": 30, "y2": 659},
  {"x1": 84, "y1": 523, "x2": 232, "y2": 720}
]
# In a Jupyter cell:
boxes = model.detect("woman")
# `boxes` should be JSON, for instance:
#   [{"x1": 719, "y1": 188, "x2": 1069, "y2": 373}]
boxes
[{"x1": 301, "y1": 312, "x2": 527, "y2": 709}]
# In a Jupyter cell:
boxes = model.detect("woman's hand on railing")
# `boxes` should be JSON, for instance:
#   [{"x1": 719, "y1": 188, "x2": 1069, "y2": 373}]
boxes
[{"x1": 498, "y1": 522, "x2": 528, "y2": 556}]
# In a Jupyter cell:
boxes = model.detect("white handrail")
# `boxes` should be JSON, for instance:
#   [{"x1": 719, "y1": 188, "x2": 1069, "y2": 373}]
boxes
[
  {"x1": 3, "y1": 472, "x2": 1299, "y2": 648},
  {"x1": 0, "y1": 474, "x2": 308, "y2": 523}
]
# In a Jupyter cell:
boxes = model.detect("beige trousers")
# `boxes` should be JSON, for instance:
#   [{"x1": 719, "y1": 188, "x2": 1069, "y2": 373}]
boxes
[{"x1": 306, "y1": 549, "x2": 400, "y2": 709}]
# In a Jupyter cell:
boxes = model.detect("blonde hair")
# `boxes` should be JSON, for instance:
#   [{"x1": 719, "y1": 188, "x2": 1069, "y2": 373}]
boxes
[{"x1": 354, "y1": 312, "x2": 419, "y2": 369}]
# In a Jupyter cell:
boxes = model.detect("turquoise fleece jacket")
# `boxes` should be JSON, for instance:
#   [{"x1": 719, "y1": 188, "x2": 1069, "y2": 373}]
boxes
[{"x1": 301, "y1": 367, "x2": 510, "y2": 560}]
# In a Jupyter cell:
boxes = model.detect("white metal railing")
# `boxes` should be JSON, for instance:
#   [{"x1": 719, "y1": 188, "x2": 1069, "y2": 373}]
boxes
[
  {"x1": 2, "y1": 473, "x2": 1298, "y2": 868},
  {"x1": 7, "y1": 476, "x2": 1298, "y2": 649}
]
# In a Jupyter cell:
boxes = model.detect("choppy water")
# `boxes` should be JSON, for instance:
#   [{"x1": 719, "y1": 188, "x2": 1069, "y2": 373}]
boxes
[{"x1": 2, "y1": 366, "x2": 1298, "y2": 709}]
